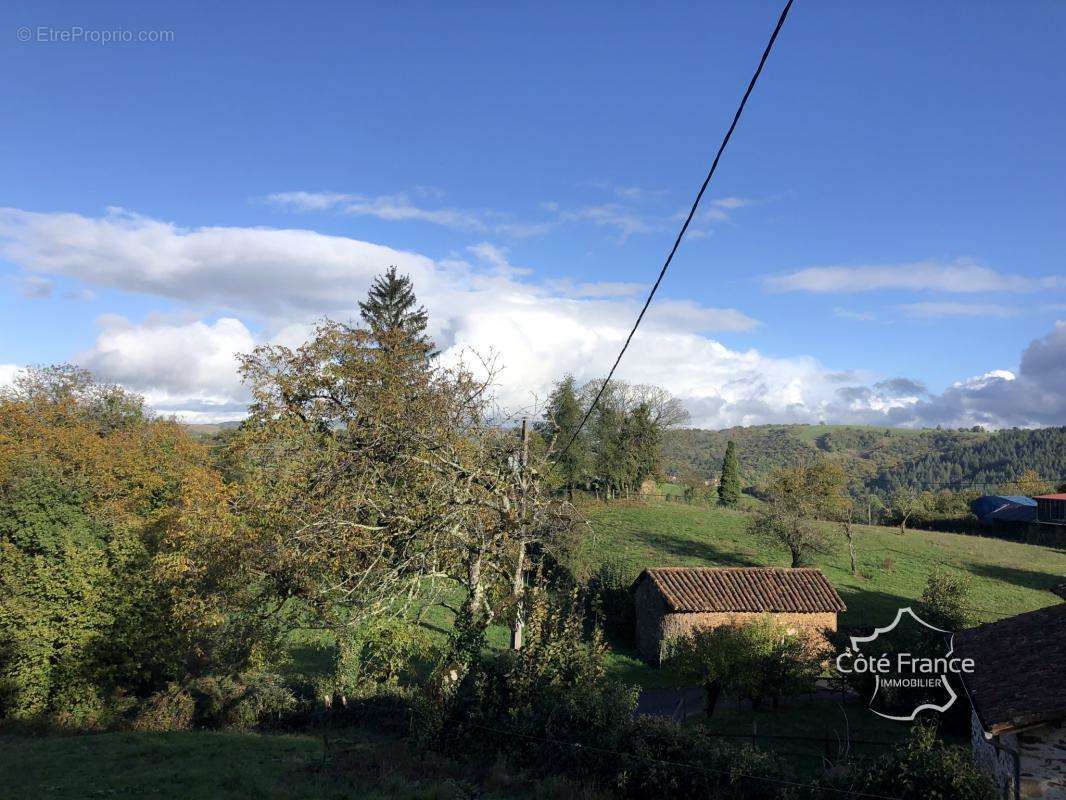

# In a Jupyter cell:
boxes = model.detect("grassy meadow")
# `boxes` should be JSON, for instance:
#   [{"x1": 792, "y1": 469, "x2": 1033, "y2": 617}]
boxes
[
  {"x1": 0, "y1": 728, "x2": 603, "y2": 800},
  {"x1": 578, "y1": 499, "x2": 1066, "y2": 628}
]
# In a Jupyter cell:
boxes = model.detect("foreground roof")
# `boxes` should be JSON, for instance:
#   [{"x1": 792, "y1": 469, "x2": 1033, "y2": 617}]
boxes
[
  {"x1": 955, "y1": 602, "x2": 1066, "y2": 735},
  {"x1": 633, "y1": 567, "x2": 846, "y2": 614},
  {"x1": 1035, "y1": 493, "x2": 1066, "y2": 501}
]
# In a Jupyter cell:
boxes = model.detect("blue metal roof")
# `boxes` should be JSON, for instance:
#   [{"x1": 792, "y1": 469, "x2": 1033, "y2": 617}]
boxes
[
  {"x1": 996, "y1": 495, "x2": 1037, "y2": 506},
  {"x1": 971, "y1": 495, "x2": 1038, "y2": 525},
  {"x1": 990, "y1": 503, "x2": 1038, "y2": 523}
]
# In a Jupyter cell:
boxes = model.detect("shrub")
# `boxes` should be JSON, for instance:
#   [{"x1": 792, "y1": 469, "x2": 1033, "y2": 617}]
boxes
[
  {"x1": 333, "y1": 618, "x2": 432, "y2": 698},
  {"x1": 622, "y1": 717, "x2": 790, "y2": 800},
  {"x1": 187, "y1": 672, "x2": 297, "y2": 729},
  {"x1": 668, "y1": 616, "x2": 826, "y2": 712},
  {"x1": 129, "y1": 683, "x2": 196, "y2": 731},
  {"x1": 587, "y1": 556, "x2": 637, "y2": 639},
  {"x1": 425, "y1": 585, "x2": 637, "y2": 773},
  {"x1": 814, "y1": 722, "x2": 997, "y2": 800},
  {"x1": 919, "y1": 567, "x2": 971, "y2": 631}
]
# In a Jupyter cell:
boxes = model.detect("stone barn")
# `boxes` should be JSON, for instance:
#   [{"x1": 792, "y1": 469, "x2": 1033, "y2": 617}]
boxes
[
  {"x1": 631, "y1": 566, "x2": 846, "y2": 665},
  {"x1": 955, "y1": 602, "x2": 1066, "y2": 799}
]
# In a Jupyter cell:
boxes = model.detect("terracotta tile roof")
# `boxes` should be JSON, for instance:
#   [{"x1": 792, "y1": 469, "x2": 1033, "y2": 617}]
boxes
[
  {"x1": 955, "y1": 602, "x2": 1066, "y2": 735},
  {"x1": 634, "y1": 567, "x2": 845, "y2": 614}
]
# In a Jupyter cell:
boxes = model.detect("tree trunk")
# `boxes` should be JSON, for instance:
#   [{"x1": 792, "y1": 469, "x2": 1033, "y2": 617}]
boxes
[
  {"x1": 510, "y1": 419, "x2": 529, "y2": 651},
  {"x1": 510, "y1": 539, "x2": 526, "y2": 650},
  {"x1": 466, "y1": 553, "x2": 486, "y2": 624},
  {"x1": 843, "y1": 520, "x2": 858, "y2": 576},
  {"x1": 705, "y1": 680, "x2": 722, "y2": 718}
]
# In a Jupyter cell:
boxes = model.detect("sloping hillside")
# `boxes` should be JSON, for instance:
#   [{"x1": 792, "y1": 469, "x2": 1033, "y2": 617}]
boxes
[
  {"x1": 579, "y1": 500, "x2": 1066, "y2": 628},
  {"x1": 663, "y1": 424, "x2": 1066, "y2": 496}
]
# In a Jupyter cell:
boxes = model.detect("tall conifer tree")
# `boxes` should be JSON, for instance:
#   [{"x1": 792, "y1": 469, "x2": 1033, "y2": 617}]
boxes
[
  {"x1": 358, "y1": 266, "x2": 434, "y2": 352},
  {"x1": 718, "y1": 440, "x2": 742, "y2": 506}
]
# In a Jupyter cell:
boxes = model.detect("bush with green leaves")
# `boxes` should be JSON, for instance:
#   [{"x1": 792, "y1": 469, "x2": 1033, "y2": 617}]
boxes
[
  {"x1": 587, "y1": 555, "x2": 637, "y2": 639},
  {"x1": 623, "y1": 717, "x2": 791, "y2": 800},
  {"x1": 329, "y1": 617, "x2": 432, "y2": 701},
  {"x1": 668, "y1": 615, "x2": 826, "y2": 712},
  {"x1": 426, "y1": 584, "x2": 637, "y2": 770},
  {"x1": 919, "y1": 567, "x2": 972, "y2": 631},
  {"x1": 0, "y1": 366, "x2": 265, "y2": 725},
  {"x1": 812, "y1": 722, "x2": 996, "y2": 800}
]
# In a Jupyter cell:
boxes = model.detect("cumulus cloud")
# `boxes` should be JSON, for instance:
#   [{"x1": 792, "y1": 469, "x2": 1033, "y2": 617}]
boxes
[
  {"x1": 0, "y1": 364, "x2": 20, "y2": 389},
  {"x1": 77, "y1": 315, "x2": 256, "y2": 420},
  {"x1": 3, "y1": 206, "x2": 1066, "y2": 429},
  {"x1": 765, "y1": 259, "x2": 1062, "y2": 294}
]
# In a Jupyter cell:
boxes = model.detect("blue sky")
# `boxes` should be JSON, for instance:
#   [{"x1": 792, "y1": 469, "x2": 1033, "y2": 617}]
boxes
[{"x1": 1, "y1": 1, "x2": 1064, "y2": 427}]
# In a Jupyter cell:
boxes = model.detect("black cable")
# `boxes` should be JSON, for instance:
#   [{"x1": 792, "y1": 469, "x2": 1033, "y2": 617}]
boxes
[{"x1": 554, "y1": 0, "x2": 795, "y2": 464}]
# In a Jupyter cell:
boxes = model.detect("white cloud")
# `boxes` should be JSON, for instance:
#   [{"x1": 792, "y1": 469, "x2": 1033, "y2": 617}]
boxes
[
  {"x1": 264, "y1": 191, "x2": 358, "y2": 211},
  {"x1": 560, "y1": 203, "x2": 660, "y2": 241},
  {"x1": 78, "y1": 315, "x2": 255, "y2": 418},
  {"x1": 0, "y1": 364, "x2": 20, "y2": 390},
  {"x1": 833, "y1": 307, "x2": 877, "y2": 322},
  {"x1": 343, "y1": 193, "x2": 488, "y2": 231},
  {"x1": 900, "y1": 301, "x2": 1017, "y2": 319},
  {"x1": 16, "y1": 275, "x2": 54, "y2": 299},
  {"x1": 765, "y1": 259, "x2": 1063, "y2": 294},
  {"x1": 4, "y1": 206, "x2": 1066, "y2": 429},
  {"x1": 265, "y1": 190, "x2": 558, "y2": 238}
]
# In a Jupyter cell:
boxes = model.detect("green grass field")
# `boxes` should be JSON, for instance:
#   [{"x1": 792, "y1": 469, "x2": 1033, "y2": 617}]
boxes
[
  {"x1": 583, "y1": 498, "x2": 1066, "y2": 693},
  {"x1": 0, "y1": 728, "x2": 604, "y2": 800},
  {"x1": 579, "y1": 499, "x2": 1066, "y2": 629}
]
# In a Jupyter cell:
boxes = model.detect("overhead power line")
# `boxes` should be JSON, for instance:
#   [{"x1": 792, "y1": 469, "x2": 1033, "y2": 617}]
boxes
[{"x1": 554, "y1": 0, "x2": 795, "y2": 464}]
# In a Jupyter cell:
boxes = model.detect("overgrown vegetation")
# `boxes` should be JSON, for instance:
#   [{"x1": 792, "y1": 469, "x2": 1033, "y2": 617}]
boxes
[{"x1": 0, "y1": 268, "x2": 1025, "y2": 798}]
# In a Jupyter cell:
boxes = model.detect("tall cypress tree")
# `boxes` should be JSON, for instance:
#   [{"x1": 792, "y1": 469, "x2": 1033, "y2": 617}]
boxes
[
  {"x1": 358, "y1": 266, "x2": 433, "y2": 351},
  {"x1": 718, "y1": 440, "x2": 742, "y2": 506}
]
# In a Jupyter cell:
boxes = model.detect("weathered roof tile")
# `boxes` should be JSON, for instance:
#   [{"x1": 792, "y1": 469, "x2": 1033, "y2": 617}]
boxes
[
  {"x1": 955, "y1": 602, "x2": 1066, "y2": 734},
  {"x1": 634, "y1": 567, "x2": 846, "y2": 614}
]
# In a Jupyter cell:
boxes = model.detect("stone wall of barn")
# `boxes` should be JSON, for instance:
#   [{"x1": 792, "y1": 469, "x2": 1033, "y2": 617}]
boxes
[
  {"x1": 971, "y1": 713, "x2": 1066, "y2": 799},
  {"x1": 634, "y1": 579, "x2": 668, "y2": 663},
  {"x1": 633, "y1": 581, "x2": 837, "y2": 665},
  {"x1": 971, "y1": 711, "x2": 1019, "y2": 799}
]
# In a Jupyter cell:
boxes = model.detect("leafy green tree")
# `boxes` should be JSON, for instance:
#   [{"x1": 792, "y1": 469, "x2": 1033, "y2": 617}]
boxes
[
  {"x1": 890, "y1": 487, "x2": 927, "y2": 534},
  {"x1": 588, "y1": 392, "x2": 626, "y2": 498},
  {"x1": 358, "y1": 265, "x2": 433, "y2": 351},
  {"x1": 669, "y1": 616, "x2": 825, "y2": 713},
  {"x1": 623, "y1": 401, "x2": 662, "y2": 488},
  {"x1": 717, "y1": 440, "x2": 742, "y2": 506},
  {"x1": 748, "y1": 460, "x2": 846, "y2": 567},
  {"x1": 543, "y1": 375, "x2": 587, "y2": 498},
  {"x1": 0, "y1": 367, "x2": 225, "y2": 721}
]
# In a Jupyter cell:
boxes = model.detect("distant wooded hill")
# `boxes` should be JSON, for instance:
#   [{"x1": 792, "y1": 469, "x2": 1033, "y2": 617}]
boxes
[{"x1": 662, "y1": 424, "x2": 1066, "y2": 497}]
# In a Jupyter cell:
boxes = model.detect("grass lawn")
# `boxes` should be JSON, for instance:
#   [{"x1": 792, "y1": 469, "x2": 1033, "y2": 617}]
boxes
[
  {"x1": 0, "y1": 727, "x2": 605, "y2": 800},
  {"x1": 0, "y1": 730, "x2": 325, "y2": 800},
  {"x1": 578, "y1": 499, "x2": 1066, "y2": 630}
]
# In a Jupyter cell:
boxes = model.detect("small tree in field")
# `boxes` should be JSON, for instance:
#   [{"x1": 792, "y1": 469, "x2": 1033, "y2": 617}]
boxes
[
  {"x1": 890, "y1": 487, "x2": 926, "y2": 534},
  {"x1": 749, "y1": 460, "x2": 846, "y2": 568},
  {"x1": 718, "y1": 440, "x2": 742, "y2": 506},
  {"x1": 669, "y1": 616, "x2": 825, "y2": 714}
]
